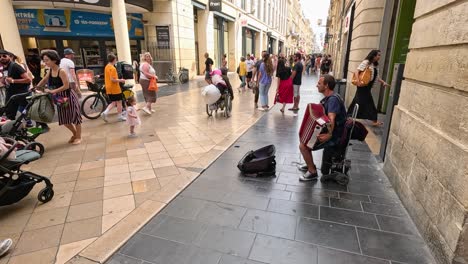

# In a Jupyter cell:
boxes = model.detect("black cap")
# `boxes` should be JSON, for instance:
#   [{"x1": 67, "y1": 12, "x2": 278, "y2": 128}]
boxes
[{"x1": 0, "y1": 49, "x2": 12, "y2": 55}]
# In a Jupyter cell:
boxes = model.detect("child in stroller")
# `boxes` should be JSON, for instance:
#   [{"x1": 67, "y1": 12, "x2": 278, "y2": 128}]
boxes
[
  {"x1": 0, "y1": 91, "x2": 47, "y2": 155},
  {"x1": 0, "y1": 137, "x2": 54, "y2": 206}
]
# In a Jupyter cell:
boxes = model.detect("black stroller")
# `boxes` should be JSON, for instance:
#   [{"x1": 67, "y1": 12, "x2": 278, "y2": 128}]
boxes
[
  {"x1": 0, "y1": 138, "x2": 54, "y2": 206},
  {"x1": 0, "y1": 92, "x2": 47, "y2": 156}
]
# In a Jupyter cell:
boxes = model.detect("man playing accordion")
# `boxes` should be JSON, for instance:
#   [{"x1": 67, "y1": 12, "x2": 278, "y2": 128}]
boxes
[{"x1": 298, "y1": 74, "x2": 347, "y2": 181}]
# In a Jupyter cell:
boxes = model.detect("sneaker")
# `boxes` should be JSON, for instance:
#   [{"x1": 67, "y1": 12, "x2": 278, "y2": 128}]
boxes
[
  {"x1": 121, "y1": 110, "x2": 127, "y2": 117},
  {"x1": 101, "y1": 112, "x2": 108, "y2": 123},
  {"x1": 0, "y1": 238, "x2": 13, "y2": 257},
  {"x1": 128, "y1": 133, "x2": 137, "y2": 138},
  {"x1": 118, "y1": 115, "x2": 127, "y2": 122},
  {"x1": 299, "y1": 171, "x2": 318, "y2": 181},
  {"x1": 142, "y1": 107, "x2": 151, "y2": 115},
  {"x1": 297, "y1": 164, "x2": 308, "y2": 172}
]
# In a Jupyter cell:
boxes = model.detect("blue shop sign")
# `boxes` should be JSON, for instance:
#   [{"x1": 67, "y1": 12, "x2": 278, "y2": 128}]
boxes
[{"x1": 15, "y1": 9, "x2": 144, "y2": 39}]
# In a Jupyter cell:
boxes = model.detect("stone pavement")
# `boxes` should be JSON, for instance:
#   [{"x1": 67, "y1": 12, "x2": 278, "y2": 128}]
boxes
[
  {"x1": 108, "y1": 75, "x2": 436, "y2": 264},
  {"x1": 0, "y1": 74, "x2": 277, "y2": 264}
]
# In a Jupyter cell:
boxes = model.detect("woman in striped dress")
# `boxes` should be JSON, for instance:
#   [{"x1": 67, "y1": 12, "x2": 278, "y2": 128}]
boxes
[{"x1": 37, "y1": 50, "x2": 82, "y2": 144}]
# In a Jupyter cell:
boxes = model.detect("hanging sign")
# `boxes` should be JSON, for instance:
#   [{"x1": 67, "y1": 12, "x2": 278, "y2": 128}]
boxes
[
  {"x1": 209, "y1": 0, "x2": 222, "y2": 12},
  {"x1": 156, "y1": 26, "x2": 170, "y2": 49}
]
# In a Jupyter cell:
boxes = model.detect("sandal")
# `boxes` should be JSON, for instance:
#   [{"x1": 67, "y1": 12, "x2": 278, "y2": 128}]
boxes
[{"x1": 371, "y1": 121, "x2": 384, "y2": 127}]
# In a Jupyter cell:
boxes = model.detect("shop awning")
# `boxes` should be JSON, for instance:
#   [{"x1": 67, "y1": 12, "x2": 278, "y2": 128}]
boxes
[
  {"x1": 212, "y1": 11, "x2": 235, "y2": 22},
  {"x1": 192, "y1": 0, "x2": 206, "y2": 9}
]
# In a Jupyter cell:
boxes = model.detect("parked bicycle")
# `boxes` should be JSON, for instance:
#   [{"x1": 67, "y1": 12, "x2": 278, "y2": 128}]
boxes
[
  {"x1": 81, "y1": 75, "x2": 135, "y2": 120},
  {"x1": 165, "y1": 67, "x2": 189, "y2": 84}
]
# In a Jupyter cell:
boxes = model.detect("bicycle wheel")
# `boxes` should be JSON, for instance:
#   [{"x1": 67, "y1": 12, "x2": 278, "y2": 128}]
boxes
[
  {"x1": 206, "y1": 104, "x2": 213, "y2": 117},
  {"x1": 81, "y1": 94, "x2": 106, "y2": 119}
]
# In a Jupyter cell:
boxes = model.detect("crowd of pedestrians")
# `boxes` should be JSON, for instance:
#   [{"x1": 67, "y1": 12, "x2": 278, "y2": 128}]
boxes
[{"x1": 220, "y1": 51, "x2": 332, "y2": 113}]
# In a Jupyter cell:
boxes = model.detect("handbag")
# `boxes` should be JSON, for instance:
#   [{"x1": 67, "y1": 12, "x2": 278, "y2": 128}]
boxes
[
  {"x1": 249, "y1": 80, "x2": 258, "y2": 89},
  {"x1": 28, "y1": 94, "x2": 55, "y2": 123},
  {"x1": 148, "y1": 77, "x2": 158, "y2": 92},
  {"x1": 351, "y1": 64, "x2": 372, "y2": 87}
]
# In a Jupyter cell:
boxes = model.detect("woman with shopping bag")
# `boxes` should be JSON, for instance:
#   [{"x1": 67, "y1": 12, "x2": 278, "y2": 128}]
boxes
[{"x1": 139, "y1": 52, "x2": 158, "y2": 115}]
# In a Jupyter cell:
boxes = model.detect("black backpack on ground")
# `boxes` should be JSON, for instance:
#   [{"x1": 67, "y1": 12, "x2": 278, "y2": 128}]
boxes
[{"x1": 237, "y1": 145, "x2": 276, "y2": 177}]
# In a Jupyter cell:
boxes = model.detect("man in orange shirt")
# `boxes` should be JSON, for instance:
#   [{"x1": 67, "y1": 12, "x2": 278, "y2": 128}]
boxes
[{"x1": 101, "y1": 53, "x2": 126, "y2": 122}]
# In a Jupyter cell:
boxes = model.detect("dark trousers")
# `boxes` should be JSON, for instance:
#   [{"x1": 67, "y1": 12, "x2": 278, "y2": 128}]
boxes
[{"x1": 5, "y1": 91, "x2": 28, "y2": 120}]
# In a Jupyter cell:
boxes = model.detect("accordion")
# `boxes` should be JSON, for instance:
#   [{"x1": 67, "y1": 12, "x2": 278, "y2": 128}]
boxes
[{"x1": 299, "y1": 103, "x2": 331, "y2": 149}]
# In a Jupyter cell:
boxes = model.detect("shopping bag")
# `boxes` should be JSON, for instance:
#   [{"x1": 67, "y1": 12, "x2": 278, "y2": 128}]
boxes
[
  {"x1": 28, "y1": 94, "x2": 56, "y2": 123},
  {"x1": 149, "y1": 77, "x2": 158, "y2": 92}
]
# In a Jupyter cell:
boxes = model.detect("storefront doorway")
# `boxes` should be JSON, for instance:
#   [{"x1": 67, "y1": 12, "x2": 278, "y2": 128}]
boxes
[
  {"x1": 213, "y1": 17, "x2": 229, "y2": 68},
  {"x1": 242, "y1": 28, "x2": 256, "y2": 57}
]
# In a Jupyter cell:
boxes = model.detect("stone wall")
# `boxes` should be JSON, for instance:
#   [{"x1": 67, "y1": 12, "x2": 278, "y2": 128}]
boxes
[
  {"x1": 383, "y1": 0, "x2": 468, "y2": 263},
  {"x1": 344, "y1": 0, "x2": 385, "y2": 106}
]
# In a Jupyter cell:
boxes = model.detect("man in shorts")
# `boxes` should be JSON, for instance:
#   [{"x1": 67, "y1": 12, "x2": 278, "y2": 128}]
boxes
[
  {"x1": 298, "y1": 74, "x2": 347, "y2": 181},
  {"x1": 289, "y1": 52, "x2": 303, "y2": 111},
  {"x1": 246, "y1": 55, "x2": 254, "y2": 88},
  {"x1": 101, "y1": 54, "x2": 126, "y2": 122},
  {"x1": 60, "y1": 48, "x2": 81, "y2": 98}
]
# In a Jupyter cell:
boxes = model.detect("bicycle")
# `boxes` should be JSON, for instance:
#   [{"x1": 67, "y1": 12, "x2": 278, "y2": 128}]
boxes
[
  {"x1": 81, "y1": 76, "x2": 135, "y2": 120},
  {"x1": 165, "y1": 67, "x2": 189, "y2": 85}
]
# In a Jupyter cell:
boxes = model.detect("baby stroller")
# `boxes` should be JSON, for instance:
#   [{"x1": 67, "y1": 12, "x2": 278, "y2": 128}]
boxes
[
  {"x1": 0, "y1": 92, "x2": 47, "y2": 156},
  {"x1": 0, "y1": 138, "x2": 54, "y2": 206},
  {"x1": 238, "y1": 145, "x2": 276, "y2": 177}
]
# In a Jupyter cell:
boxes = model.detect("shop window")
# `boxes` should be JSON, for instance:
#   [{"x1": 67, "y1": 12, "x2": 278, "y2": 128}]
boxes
[
  {"x1": 223, "y1": 21, "x2": 229, "y2": 65},
  {"x1": 63, "y1": 40, "x2": 84, "y2": 67},
  {"x1": 37, "y1": 39, "x2": 57, "y2": 51},
  {"x1": 214, "y1": 18, "x2": 219, "y2": 68},
  {"x1": 80, "y1": 40, "x2": 102, "y2": 67}
]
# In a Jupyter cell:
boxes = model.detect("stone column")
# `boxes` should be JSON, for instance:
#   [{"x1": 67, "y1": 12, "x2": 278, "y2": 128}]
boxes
[
  {"x1": 0, "y1": 0, "x2": 25, "y2": 59},
  {"x1": 197, "y1": 8, "x2": 214, "y2": 74},
  {"x1": 111, "y1": 0, "x2": 131, "y2": 64}
]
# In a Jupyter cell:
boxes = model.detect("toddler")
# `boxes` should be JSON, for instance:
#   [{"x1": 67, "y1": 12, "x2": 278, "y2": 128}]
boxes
[{"x1": 126, "y1": 96, "x2": 141, "y2": 137}]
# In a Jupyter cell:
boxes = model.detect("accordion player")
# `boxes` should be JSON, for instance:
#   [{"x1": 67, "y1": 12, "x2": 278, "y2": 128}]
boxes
[{"x1": 299, "y1": 103, "x2": 331, "y2": 149}]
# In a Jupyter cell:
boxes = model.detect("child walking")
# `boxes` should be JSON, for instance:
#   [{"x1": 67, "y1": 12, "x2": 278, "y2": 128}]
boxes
[{"x1": 126, "y1": 97, "x2": 141, "y2": 137}]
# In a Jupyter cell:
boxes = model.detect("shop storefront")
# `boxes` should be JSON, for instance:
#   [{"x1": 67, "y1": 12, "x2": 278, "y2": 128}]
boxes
[
  {"x1": 267, "y1": 34, "x2": 276, "y2": 55},
  {"x1": 213, "y1": 16, "x2": 228, "y2": 68},
  {"x1": 15, "y1": 9, "x2": 144, "y2": 74},
  {"x1": 242, "y1": 28, "x2": 256, "y2": 57},
  {"x1": 278, "y1": 41, "x2": 284, "y2": 54},
  {"x1": 213, "y1": 13, "x2": 233, "y2": 68}
]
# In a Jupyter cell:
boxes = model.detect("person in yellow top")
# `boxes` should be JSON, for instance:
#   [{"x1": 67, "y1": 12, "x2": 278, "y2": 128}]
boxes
[
  {"x1": 101, "y1": 53, "x2": 126, "y2": 122},
  {"x1": 238, "y1": 57, "x2": 247, "y2": 92}
]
